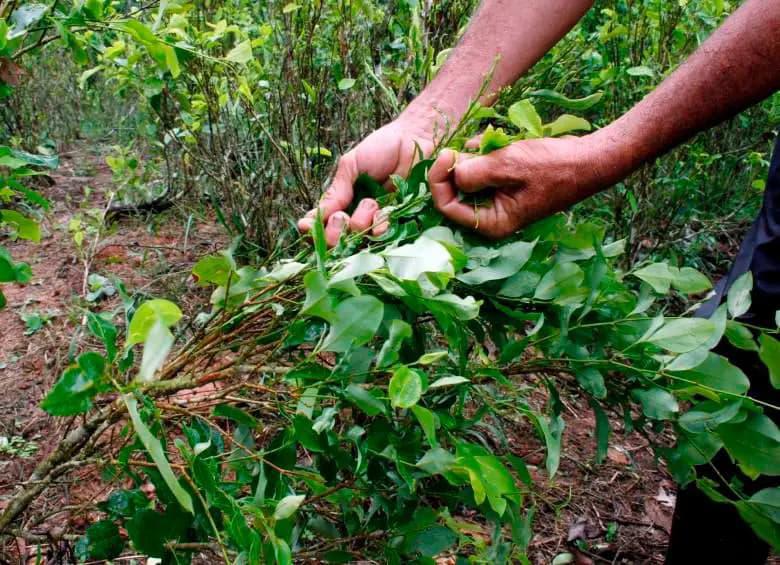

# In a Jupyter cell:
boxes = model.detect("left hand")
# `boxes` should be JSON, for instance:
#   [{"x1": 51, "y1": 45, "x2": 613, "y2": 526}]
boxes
[{"x1": 428, "y1": 133, "x2": 622, "y2": 239}]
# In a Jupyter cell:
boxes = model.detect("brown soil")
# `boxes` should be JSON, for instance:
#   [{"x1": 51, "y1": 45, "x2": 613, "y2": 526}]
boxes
[
  {"x1": 1, "y1": 146, "x2": 676, "y2": 564},
  {"x1": 0, "y1": 145, "x2": 226, "y2": 562},
  {"x1": 510, "y1": 382, "x2": 672, "y2": 565}
]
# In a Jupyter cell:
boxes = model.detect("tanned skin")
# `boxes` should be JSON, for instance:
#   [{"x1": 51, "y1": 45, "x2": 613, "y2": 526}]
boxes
[
  {"x1": 298, "y1": 0, "x2": 593, "y2": 245},
  {"x1": 299, "y1": 0, "x2": 780, "y2": 245}
]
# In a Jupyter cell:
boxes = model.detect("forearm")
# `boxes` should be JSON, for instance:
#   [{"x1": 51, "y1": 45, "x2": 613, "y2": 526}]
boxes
[
  {"x1": 595, "y1": 0, "x2": 780, "y2": 185},
  {"x1": 400, "y1": 0, "x2": 594, "y2": 130}
]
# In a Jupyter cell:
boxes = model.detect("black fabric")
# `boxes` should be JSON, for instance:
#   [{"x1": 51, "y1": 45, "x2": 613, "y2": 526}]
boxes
[
  {"x1": 666, "y1": 137, "x2": 780, "y2": 564},
  {"x1": 666, "y1": 341, "x2": 776, "y2": 564}
]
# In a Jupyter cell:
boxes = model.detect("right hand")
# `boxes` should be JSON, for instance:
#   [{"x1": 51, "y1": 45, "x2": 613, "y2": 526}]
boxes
[{"x1": 297, "y1": 117, "x2": 435, "y2": 246}]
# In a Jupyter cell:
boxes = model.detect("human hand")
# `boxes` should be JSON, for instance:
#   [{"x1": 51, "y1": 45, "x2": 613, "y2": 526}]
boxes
[
  {"x1": 298, "y1": 116, "x2": 436, "y2": 246},
  {"x1": 428, "y1": 132, "x2": 624, "y2": 239}
]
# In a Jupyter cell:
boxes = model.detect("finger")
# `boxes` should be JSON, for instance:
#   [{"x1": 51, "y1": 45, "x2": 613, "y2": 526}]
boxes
[
  {"x1": 325, "y1": 211, "x2": 350, "y2": 247},
  {"x1": 429, "y1": 150, "x2": 478, "y2": 229},
  {"x1": 298, "y1": 152, "x2": 358, "y2": 234},
  {"x1": 454, "y1": 151, "x2": 509, "y2": 193},
  {"x1": 382, "y1": 177, "x2": 396, "y2": 191},
  {"x1": 297, "y1": 208, "x2": 317, "y2": 232},
  {"x1": 372, "y1": 208, "x2": 389, "y2": 236},
  {"x1": 464, "y1": 134, "x2": 482, "y2": 150},
  {"x1": 349, "y1": 198, "x2": 379, "y2": 232}
]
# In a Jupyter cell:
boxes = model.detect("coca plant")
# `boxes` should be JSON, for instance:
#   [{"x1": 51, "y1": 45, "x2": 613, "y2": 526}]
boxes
[{"x1": 11, "y1": 97, "x2": 778, "y2": 564}]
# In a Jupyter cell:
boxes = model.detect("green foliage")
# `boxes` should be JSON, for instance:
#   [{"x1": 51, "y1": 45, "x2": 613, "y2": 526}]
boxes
[
  {"x1": 41, "y1": 352, "x2": 107, "y2": 415},
  {"x1": 0, "y1": 144, "x2": 54, "y2": 309},
  {"x1": 33, "y1": 130, "x2": 780, "y2": 560},
  {"x1": 4, "y1": 0, "x2": 780, "y2": 561}
]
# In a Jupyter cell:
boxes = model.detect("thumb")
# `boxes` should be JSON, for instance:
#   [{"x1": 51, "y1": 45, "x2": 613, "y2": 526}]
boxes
[
  {"x1": 429, "y1": 149, "x2": 478, "y2": 229},
  {"x1": 453, "y1": 150, "x2": 508, "y2": 193}
]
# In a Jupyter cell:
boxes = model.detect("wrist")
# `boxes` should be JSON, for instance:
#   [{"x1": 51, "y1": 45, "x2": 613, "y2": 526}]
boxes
[
  {"x1": 586, "y1": 124, "x2": 644, "y2": 188},
  {"x1": 398, "y1": 95, "x2": 465, "y2": 140}
]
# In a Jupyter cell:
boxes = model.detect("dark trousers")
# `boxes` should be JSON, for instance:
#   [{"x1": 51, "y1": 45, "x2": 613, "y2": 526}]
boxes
[{"x1": 666, "y1": 137, "x2": 780, "y2": 564}]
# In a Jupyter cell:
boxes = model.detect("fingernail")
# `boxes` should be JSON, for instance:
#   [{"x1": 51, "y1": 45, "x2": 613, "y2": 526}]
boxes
[{"x1": 331, "y1": 212, "x2": 348, "y2": 227}]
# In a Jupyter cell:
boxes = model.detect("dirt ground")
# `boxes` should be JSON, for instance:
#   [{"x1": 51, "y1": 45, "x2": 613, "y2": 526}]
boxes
[
  {"x1": 0, "y1": 145, "x2": 227, "y2": 563},
  {"x1": 0, "y1": 146, "x2": 678, "y2": 563}
]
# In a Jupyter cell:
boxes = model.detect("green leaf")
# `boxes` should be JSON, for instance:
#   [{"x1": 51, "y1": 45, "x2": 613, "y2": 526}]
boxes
[
  {"x1": 746, "y1": 488, "x2": 780, "y2": 523},
  {"x1": 412, "y1": 405, "x2": 438, "y2": 447},
  {"x1": 719, "y1": 414, "x2": 780, "y2": 476},
  {"x1": 127, "y1": 299, "x2": 182, "y2": 346},
  {"x1": 632, "y1": 388, "x2": 679, "y2": 420},
  {"x1": 670, "y1": 352, "x2": 750, "y2": 396},
  {"x1": 40, "y1": 352, "x2": 106, "y2": 416},
  {"x1": 225, "y1": 40, "x2": 253, "y2": 64},
  {"x1": 457, "y1": 240, "x2": 535, "y2": 285},
  {"x1": 302, "y1": 271, "x2": 336, "y2": 322},
  {"x1": 403, "y1": 525, "x2": 457, "y2": 557},
  {"x1": 338, "y1": 77, "x2": 356, "y2": 90},
  {"x1": 417, "y1": 351, "x2": 447, "y2": 365},
  {"x1": 736, "y1": 489, "x2": 780, "y2": 549},
  {"x1": 643, "y1": 318, "x2": 716, "y2": 353},
  {"x1": 274, "y1": 494, "x2": 305, "y2": 520},
  {"x1": 528, "y1": 89, "x2": 603, "y2": 111},
  {"x1": 428, "y1": 375, "x2": 469, "y2": 389},
  {"x1": 534, "y1": 262, "x2": 584, "y2": 300},
  {"x1": 137, "y1": 321, "x2": 174, "y2": 383},
  {"x1": 8, "y1": 3, "x2": 48, "y2": 39},
  {"x1": 84, "y1": 0, "x2": 104, "y2": 20},
  {"x1": 376, "y1": 319, "x2": 412, "y2": 368},
  {"x1": 679, "y1": 400, "x2": 742, "y2": 434},
  {"x1": 213, "y1": 404, "x2": 260, "y2": 429},
  {"x1": 459, "y1": 454, "x2": 517, "y2": 514},
  {"x1": 312, "y1": 209, "x2": 327, "y2": 273},
  {"x1": 416, "y1": 447, "x2": 456, "y2": 474},
  {"x1": 727, "y1": 272, "x2": 753, "y2": 318},
  {"x1": 591, "y1": 401, "x2": 610, "y2": 464},
  {"x1": 498, "y1": 270, "x2": 541, "y2": 298},
  {"x1": 74, "y1": 520, "x2": 124, "y2": 561},
  {"x1": 533, "y1": 414, "x2": 563, "y2": 478},
  {"x1": 126, "y1": 507, "x2": 189, "y2": 557},
  {"x1": 426, "y1": 293, "x2": 481, "y2": 320},
  {"x1": 345, "y1": 384, "x2": 385, "y2": 417},
  {"x1": 626, "y1": 65, "x2": 654, "y2": 78},
  {"x1": 507, "y1": 100, "x2": 543, "y2": 137},
  {"x1": 388, "y1": 366, "x2": 422, "y2": 409},
  {"x1": 633, "y1": 262, "x2": 673, "y2": 294},
  {"x1": 545, "y1": 115, "x2": 591, "y2": 136},
  {"x1": 124, "y1": 395, "x2": 194, "y2": 513},
  {"x1": 265, "y1": 261, "x2": 305, "y2": 282},
  {"x1": 192, "y1": 253, "x2": 235, "y2": 287},
  {"x1": 724, "y1": 321, "x2": 758, "y2": 352},
  {"x1": 384, "y1": 237, "x2": 454, "y2": 281},
  {"x1": 703, "y1": 303, "x2": 729, "y2": 350},
  {"x1": 6, "y1": 148, "x2": 59, "y2": 169},
  {"x1": 667, "y1": 347, "x2": 710, "y2": 372},
  {"x1": 0, "y1": 209, "x2": 40, "y2": 241},
  {"x1": 330, "y1": 252, "x2": 384, "y2": 285},
  {"x1": 99, "y1": 489, "x2": 150, "y2": 519},
  {"x1": 321, "y1": 295, "x2": 384, "y2": 352},
  {"x1": 671, "y1": 267, "x2": 712, "y2": 294},
  {"x1": 0, "y1": 246, "x2": 16, "y2": 282},
  {"x1": 759, "y1": 333, "x2": 780, "y2": 389},
  {"x1": 576, "y1": 367, "x2": 606, "y2": 399},
  {"x1": 478, "y1": 125, "x2": 512, "y2": 154},
  {"x1": 87, "y1": 312, "x2": 117, "y2": 361}
]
